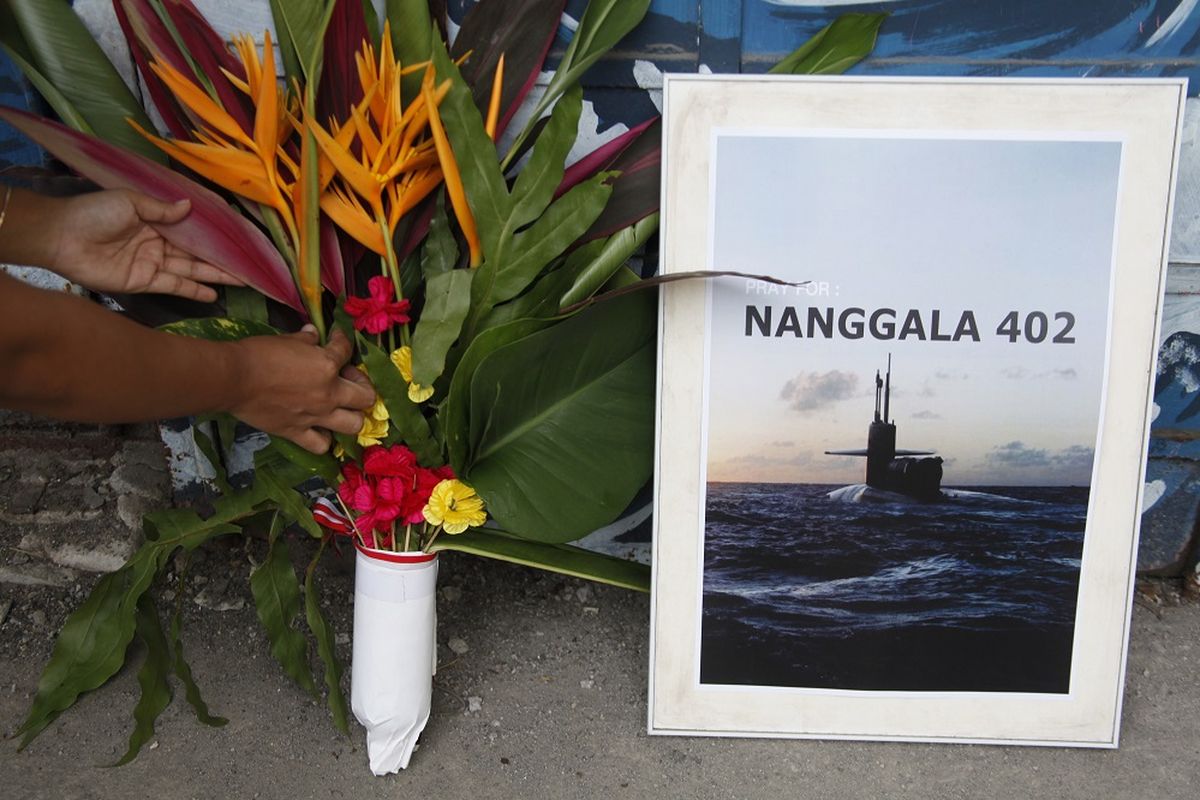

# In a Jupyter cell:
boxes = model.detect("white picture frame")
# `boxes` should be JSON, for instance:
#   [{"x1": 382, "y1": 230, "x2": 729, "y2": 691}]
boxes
[{"x1": 648, "y1": 76, "x2": 1187, "y2": 747}]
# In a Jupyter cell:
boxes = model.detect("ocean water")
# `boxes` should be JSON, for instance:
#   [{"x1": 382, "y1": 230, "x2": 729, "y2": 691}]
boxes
[{"x1": 701, "y1": 482, "x2": 1088, "y2": 693}]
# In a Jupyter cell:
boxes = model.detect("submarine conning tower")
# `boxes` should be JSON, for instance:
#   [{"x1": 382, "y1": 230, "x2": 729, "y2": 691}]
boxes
[
  {"x1": 824, "y1": 355, "x2": 944, "y2": 501},
  {"x1": 866, "y1": 364, "x2": 897, "y2": 488}
]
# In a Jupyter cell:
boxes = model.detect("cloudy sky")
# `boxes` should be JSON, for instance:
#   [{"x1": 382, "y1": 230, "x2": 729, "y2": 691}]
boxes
[{"x1": 702, "y1": 133, "x2": 1122, "y2": 487}]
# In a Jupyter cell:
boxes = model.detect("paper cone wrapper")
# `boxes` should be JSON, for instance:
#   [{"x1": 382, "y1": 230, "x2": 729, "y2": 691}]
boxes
[{"x1": 351, "y1": 545, "x2": 438, "y2": 774}]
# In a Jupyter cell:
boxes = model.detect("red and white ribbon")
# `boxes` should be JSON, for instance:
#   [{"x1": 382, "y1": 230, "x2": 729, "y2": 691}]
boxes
[{"x1": 312, "y1": 497, "x2": 352, "y2": 534}]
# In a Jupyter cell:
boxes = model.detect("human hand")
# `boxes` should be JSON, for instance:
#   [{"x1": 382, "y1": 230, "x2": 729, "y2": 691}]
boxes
[
  {"x1": 47, "y1": 189, "x2": 243, "y2": 301},
  {"x1": 227, "y1": 327, "x2": 376, "y2": 454}
]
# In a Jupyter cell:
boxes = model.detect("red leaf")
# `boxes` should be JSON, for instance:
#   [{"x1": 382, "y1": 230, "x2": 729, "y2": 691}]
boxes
[
  {"x1": 320, "y1": 216, "x2": 346, "y2": 297},
  {"x1": 317, "y1": 0, "x2": 368, "y2": 127},
  {"x1": 112, "y1": 0, "x2": 191, "y2": 138},
  {"x1": 0, "y1": 105, "x2": 304, "y2": 312},
  {"x1": 451, "y1": 0, "x2": 567, "y2": 139},
  {"x1": 159, "y1": 0, "x2": 253, "y2": 136},
  {"x1": 557, "y1": 116, "x2": 657, "y2": 198}
]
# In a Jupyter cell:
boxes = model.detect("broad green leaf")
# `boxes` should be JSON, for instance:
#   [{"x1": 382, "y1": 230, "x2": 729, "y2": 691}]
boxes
[
  {"x1": 271, "y1": 0, "x2": 338, "y2": 84},
  {"x1": 464, "y1": 291, "x2": 656, "y2": 541},
  {"x1": 169, "y1": 594, "x2": 226, "y2": 728},
  {"x1": 0, "y1": 44, "x2": 92, "y2": 133},
  {"x1": 111, "y1": 596, "x2": 175, "y2": 766},
  {"x1": 250, "y1": 523, "x2": 317, "y2": 695},
  {"x1": 443, "y1": 317, "x2": 555, "y2": 474},
  {"x1": 509, "y1": 85, "x2": 583, "y2": 230},
  {"x1": 421, "y1": 196, "x2": 459, "y2": 279},
  {"x1": 5, "y1": 0, "x2": 163, "y2": 161},
  {"x1": 768, "y1": 13, "x2": 886, "y2": 76},
  {"x1": 492, "y1": 174, "x2": 613, "y2": 304},
  {"x1": 478, "y1": 259, "x2": 581, "y2": 330},
  {"x1": 265, "y1": 436, "x2": 341, "y2": 485},
  {"x1": 160, "y1": 317, "x2": 278, "y2": 342},
  {"x1": 256, "y1": 460, "x2": 324, "y2": 539},
  {"x1": 558, "y1": 213, "x2": 658, "y2": 309},
  {"x1": 430, "y1": 39, "x2": 510, "y2": 262},
  {"x1": 411, "y1": 269, "x2": 474, "y2": 387},
  {"x1": 304, "y1": 546, "x2": 349, "y2": 734},
  {"x1": 359, "y1": 338, "x2": 442, "y2": 465},
  {"x1": 385, "y1": 0, "x2": 434, "y2": 101},
  {"x1": 504, "y1": 0, "x2": 651, "y2": 167},
  {"x1": 224, "y1": 286, "x2": 269, "y2": 324},
  {"x1": 431, "y1": 529, "x2": 649, "y2": 591},
  {"x1": 16, "y1": 515, "x2": 243, "y2": 747},
  {"x1": 268, "y1": 0, "x2": 305, "y2": 81}
]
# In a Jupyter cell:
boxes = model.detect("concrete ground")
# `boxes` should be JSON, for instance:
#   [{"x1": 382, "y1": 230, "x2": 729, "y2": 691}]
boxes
[{"x1": 1, "y1": 417, "x2": 1198, "y2": 799}]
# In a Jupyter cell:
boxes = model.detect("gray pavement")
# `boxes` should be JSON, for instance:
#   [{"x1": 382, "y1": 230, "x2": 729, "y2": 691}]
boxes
[{"x1": 1, "y1": 418, "x2": 1198, "y2": 799}]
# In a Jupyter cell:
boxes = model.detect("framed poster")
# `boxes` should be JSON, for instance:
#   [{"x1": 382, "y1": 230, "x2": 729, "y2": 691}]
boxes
[{"x1": 648, "y1": 76, "x2": 1187, "y2": 747}]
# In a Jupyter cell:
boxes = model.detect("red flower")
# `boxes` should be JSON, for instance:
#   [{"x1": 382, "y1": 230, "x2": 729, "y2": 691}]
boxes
[
  {"x1": 362, "y1": 444, "x2": 417, "y2": 478},
  {"x1": 337, "y1": 464, "x2": 371, "y2": 512},
  {"x1": 344, "y1": 276, "x2": 411, "y2": 334},
  {"x1": 399, "y1": 465, "x2": 456, "y2": 524}
]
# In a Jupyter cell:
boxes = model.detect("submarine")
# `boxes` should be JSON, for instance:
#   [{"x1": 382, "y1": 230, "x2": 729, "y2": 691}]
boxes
[{"x1": 825, "y1": 356, "x2": 944, "y2": 501}]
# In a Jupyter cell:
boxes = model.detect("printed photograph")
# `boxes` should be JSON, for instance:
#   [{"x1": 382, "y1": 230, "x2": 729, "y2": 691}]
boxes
[{"x1": 698, "y1": 133, "x2": 1124, "y2": 693}]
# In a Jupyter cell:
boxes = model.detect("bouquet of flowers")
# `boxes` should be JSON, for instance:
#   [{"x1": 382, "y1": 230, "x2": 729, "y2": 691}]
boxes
[{"x1": 1, "y1": 0, "x2": 882, "y2": 769}]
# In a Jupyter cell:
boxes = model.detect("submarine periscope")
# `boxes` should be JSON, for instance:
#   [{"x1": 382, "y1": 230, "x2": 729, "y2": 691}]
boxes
[{"x1": 825, "y1": 356, "x2": 944, "y2": 501}]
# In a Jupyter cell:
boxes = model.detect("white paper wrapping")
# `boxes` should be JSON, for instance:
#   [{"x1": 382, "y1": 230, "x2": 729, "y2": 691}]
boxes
[{"x1": 351, "y1": 547, "x2": 438, "y2": 774}]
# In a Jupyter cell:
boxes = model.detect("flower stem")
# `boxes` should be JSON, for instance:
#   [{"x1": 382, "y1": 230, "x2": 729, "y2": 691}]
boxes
[
  {"x1": 423, "y1": 524, "x2": 442, "y2": 553},
  {"x1": 403, "y1": 523, "x2": 411, "y2": 553}
]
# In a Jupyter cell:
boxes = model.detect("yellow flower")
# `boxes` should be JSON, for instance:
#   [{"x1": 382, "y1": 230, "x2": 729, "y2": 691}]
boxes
[
  {"x1": 422, "y1": 479, "x2": 486, "y2": 534},
  {"x1": 390, "y1": 346, "x2": 435, "y2": 403},
  {"x1": 356, "y1": 395, "x2": 390, "y2": 446}
]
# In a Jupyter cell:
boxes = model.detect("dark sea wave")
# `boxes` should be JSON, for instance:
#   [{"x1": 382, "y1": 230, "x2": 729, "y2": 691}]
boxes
[{"x1": 700, "y1": 482, "x2": 1087, "y2": 693}]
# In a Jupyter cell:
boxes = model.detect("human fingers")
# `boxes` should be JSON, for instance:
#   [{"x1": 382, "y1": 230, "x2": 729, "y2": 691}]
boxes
[
  {"x1": 163, "y1": 253, "x2": 246, "y2": 286},
  {"x1": 319, "y1": 408, "x2": 366, "y2": 436},
  {"x1": 129, "y1": 192, "x2": 190, "y2": 225},
  {"x1": 143, "y1": 270, "x2": 219, "y2": 302},
  {"x1": 289, "y1": 427, "x2": 332, "y2": 455},
  {"x1": 333, "y1": 374, "x2": 376, "y2": 410},
  {"x1": 291, "y1": 324, "x2": 321, "y2": 346},
  {"x1": 341, "y1": 364, "x2": 374, "y2": 389},
  {"x1": 322, "y1": 328, "x2": 354, "y2": 367}
]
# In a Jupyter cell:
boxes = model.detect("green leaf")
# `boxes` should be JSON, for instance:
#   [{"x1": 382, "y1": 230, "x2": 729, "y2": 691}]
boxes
[
  {"x1": 504, "y1": 0, "x2": 651, "y2": 167},
  {"x1": 431, "y1": 529, "x2": 649, "y2": 592},
  {"x1": 431, "y1": 39, "x2": 510, "y2": 263},
  {"x1": 359, "y1": 338, "x2": 442, "y2": 464},
  {"x1": 386, "y1": 0, "x2": 434, "y2": 101},
  {"x1": 509, "y1": 84, "x2": 583, "y2": 230},
  {"x1": 16, "y1": 514, "x2": 244, "y2": 747},
  {"x1": 224, "y1": 286, "x2": 270, "y2": 324},
  {"x1": 442, "y1": 317, "x2": 556, "y2": 474},
  {"x1": 558, "y1": 212, "x2": 658, "y2": 309},
  {"x1": 250, "y1": 521, "x2": 317, "y2": 695},
  {"x1": 268, "y1": 0, "x2": 305, "y2": 82},
  {"x1": 111, "y1": 596, "x2": 175, "y2": 767},
  {"x1": 270, "y1": 0, "x2": 338, "y2": 84},
  {"x1": 160, "y1": 317, "x2": 279, "y2": 342},
  {"x1": 494, "y1": 174, "x2": 614, "y2": 304},
  {"x1": 0, "y1": 43, "x2": 92, "y2": 133},
  {"x1": 191, "y1": 422, "x2": 231, "y2": 494},
  {"x1": 169, "y1": 594, "x2": 226, "y2": 728},
  {"x1": 464, "y1": 291, "x2": 656, "y2": 541},
  {"x1": 411, "y1": 269, "x2": 474, "y2": 387},
  {"x1": 768, "y1": 13, "x2": 886, "y2": 76},
  {"x1": 5, "y1": 0, "x2": 163, "y2": 161},
  {"x1": 421, "y1": 196, "x2": 459, "y2": 279},
  {"x1": 265, "y1": 436, "x2": 341, "y2": 485},
  {"x1": 359, "y1": 0, "x2": 380, "y2": 46},
  {"x1": 255, "y1": 461, "x2": 324, "y2": 540},
  {"x1": 304, "y1": 546, "x2": 349, "y2": 734}
]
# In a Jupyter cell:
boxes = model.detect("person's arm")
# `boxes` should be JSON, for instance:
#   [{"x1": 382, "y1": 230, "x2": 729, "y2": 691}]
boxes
[
  {"x1": 0, "y1": 186, "x2": 242, "y2": 301},
  {"x1": 0, "y1": 270, "x2": 373, "y2": 453}
]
